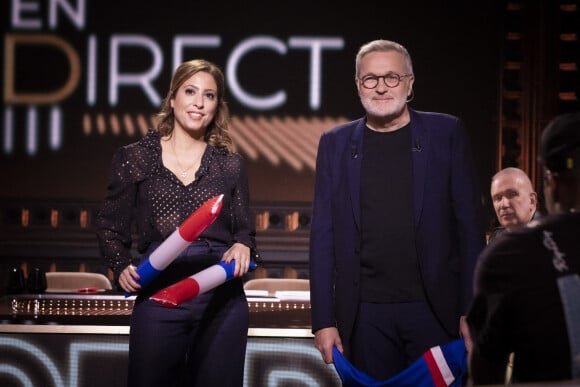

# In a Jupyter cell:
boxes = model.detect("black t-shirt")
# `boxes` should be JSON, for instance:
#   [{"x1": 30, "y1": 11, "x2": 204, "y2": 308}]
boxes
[
  {"x1": 468, "y1": 213, "x2": 580, "y2": 382},
  {"x1": 359, "y1": 124, "x2": 423, "y2": 303}
]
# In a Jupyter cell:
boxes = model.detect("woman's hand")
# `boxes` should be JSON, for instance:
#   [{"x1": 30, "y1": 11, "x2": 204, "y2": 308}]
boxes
[
  {"x1": 118, "y1": 264, "x2": 141, "y2": 294},
  {"x1": 221, "y1": 242, "x2": 251, "y2": 277}
]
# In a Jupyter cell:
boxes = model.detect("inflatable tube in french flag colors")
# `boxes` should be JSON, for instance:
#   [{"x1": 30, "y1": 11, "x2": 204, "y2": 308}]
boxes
[
  {"x1": 150, "y1": 259, "x2": 258, "y2": 307},
  {"x1": 333, "y1": 338, "x2": 467, "y2": 387},
  {"x1": 126, "y1": 194, "x2": 224, "y2": 297}
]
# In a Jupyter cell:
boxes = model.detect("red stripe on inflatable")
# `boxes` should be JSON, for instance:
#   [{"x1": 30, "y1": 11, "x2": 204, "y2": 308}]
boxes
[
  {"x1": 423, "y1": 350, "x2": 447, "y2": 387},
  {"x1": 150, "y1": 278, "x2": 200, "y2": 307},
  {"x1": 178, "y1": 195, "x2": 223, "y2": 242}
]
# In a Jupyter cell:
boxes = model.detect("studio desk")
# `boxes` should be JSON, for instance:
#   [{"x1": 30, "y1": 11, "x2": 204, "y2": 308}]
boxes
[{"x1": 0, "y1": 292, "x2": 341, "y2": 387}]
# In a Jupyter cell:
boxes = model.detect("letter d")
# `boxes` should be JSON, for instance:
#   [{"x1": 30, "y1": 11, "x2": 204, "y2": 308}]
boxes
[{"x1": 4, "y1": 34, "x2": 80, "y2": 105}]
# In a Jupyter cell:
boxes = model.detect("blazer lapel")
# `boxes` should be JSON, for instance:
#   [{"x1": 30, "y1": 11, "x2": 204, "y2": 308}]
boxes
[
  {"x1": 348, "y1": 120, "x2": 365, "y2": 231},
  {"x1": 410, "y1": 110, "x2": 428, "y2": 227}
]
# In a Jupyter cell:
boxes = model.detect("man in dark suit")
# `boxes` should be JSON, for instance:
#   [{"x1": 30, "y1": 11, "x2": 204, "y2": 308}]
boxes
[{"x1": 309, "y1": 39, "x2": 487, "y2": 381}]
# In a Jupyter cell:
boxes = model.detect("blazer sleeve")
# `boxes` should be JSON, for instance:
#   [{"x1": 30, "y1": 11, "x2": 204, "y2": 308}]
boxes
[{"x1": 309, "y1": 131, "x2": 338, "y2": 333}]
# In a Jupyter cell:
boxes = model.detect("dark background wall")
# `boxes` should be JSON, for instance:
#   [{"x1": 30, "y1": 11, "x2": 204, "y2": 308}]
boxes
[
  {"x1": 1, "y1": 0, "x2": 579, "y2": 290},
  {"x1": 1, "y1": 0, "x2": 500, "y2": 207}
]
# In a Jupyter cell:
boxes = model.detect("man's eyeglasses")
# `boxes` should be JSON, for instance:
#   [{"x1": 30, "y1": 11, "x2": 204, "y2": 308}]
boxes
[{"x1": 359, "y1": 73, "x2": 413, "y2": 89}]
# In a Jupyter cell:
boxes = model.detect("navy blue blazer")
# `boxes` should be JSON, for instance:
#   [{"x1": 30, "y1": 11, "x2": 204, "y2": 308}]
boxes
[{"x1": 309, "y1": 109, "x2": 486, "y2": 352}]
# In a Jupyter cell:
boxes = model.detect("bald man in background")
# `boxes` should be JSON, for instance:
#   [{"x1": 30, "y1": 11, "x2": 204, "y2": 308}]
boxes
[
  {"x1": 488, "y1": 167, "x2": 538, "y2": 243},
  {"x1": 466, "y1": 111, "x2": 580, "y2": 384}
]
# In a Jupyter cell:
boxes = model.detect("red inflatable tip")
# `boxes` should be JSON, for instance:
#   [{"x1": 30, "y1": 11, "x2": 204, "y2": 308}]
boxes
[{"x1": 178, "y1": 195, "x2": 223, "y2": 242}]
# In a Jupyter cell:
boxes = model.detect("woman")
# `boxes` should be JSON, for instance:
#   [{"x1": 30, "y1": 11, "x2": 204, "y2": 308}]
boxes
[{"x1": 96, "y1": 59, "x2": 256, "y2": 386}]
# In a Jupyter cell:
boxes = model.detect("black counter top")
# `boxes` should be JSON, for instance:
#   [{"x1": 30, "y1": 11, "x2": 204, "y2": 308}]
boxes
[{"x1": 0, "y1": 293, "x2": 311, "y2": 329}]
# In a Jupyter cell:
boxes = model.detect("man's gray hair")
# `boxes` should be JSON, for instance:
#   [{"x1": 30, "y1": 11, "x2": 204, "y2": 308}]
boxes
[{"x1": 355, "y1": 39, "x2": 413, "y2": 78}]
